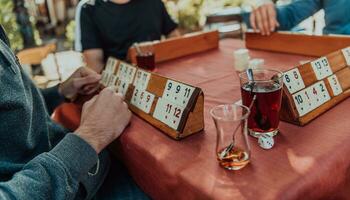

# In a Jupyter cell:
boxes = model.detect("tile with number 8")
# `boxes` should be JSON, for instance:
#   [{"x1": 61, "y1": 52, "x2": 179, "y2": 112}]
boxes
[{"x1": 283, "y1": 68, "x2": 305, "y2": 94}]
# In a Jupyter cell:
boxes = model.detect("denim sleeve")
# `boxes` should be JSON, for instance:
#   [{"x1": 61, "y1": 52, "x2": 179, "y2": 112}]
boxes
[
  {"x1": 276, "y1": 0, "x2": 322, "y2": 30},
  {"x1": 241, "y1": 0, "x2": 322, "y2": 31},
  {"x1": 0, "y1": 133, "x2": 98, "y2": 200},
  {"x1": 40, "y1": 85, "x2": 65, "y2": 114}
]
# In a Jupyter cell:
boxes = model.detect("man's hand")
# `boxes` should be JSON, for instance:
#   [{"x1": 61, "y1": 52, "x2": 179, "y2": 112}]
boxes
[
  {"x1": 75, "y1": 88, "x2": 132, "y2": 153},
  {"x1": 250, "y1": 2, "x2": 280, "y2": 35},
  {"x1": 59, "y1": 67, "x2": 101, "y2": 101}
]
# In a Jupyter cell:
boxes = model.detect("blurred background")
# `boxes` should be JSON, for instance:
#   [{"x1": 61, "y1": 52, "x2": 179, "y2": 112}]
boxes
[{"x1": 1, "y1": 0, "x2": 324, "y2": 87}]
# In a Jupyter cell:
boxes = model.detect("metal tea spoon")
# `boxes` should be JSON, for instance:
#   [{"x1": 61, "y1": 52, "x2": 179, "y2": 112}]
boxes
[{"x1": 219, "y1": 69, "x2": 257, "y2": 160}]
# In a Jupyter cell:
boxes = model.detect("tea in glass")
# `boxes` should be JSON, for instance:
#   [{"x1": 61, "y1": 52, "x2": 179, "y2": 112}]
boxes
[
  {"x1": 211, "y1": 104, "x2": 251, "y2": 170},
  {"x1": 136, "y1": 52, "x2": 155, "y2": 71},
  {"x1": 239, "y1": 69, "x2": 283, "y2": 138}
]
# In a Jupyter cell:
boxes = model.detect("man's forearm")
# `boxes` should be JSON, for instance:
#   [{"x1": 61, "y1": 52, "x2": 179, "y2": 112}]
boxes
[
  {"x1": 83, "y1": 49, "x2": 105, "y2": 73},
  {"x1": 276, "y1": 0, "x2": 322, "y2": 30}
]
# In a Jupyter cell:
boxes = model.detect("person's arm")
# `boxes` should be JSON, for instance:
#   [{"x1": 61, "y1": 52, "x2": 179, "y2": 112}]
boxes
[
  {"x1": 247, "y1": 0, "x2": 322, "y2": 35},
  {"x1": 276, "y1": 0, "x2": 322, "y2": 31},
  {"x1": 80, "y1": 6, "x2": 105, "y2": 73},
  {"x1": 0, "y1": 133, "x2": 98, "y2": 200},
  {"x1": 167, "y1": 29, "x2": 181, "y2": 38},
  {"x1": 83, "y1": 49, "x2": 105, "y2": 73},
  {"x1": 0, "y1": 87, "x2": 132, "y2": 200}
]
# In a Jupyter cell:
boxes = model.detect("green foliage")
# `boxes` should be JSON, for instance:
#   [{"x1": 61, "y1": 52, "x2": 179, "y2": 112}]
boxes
[
  {"x1": 164, "y1": 0, "x2": 244, "y2": 32},
  {"x1": 0, "y1": 0, "x2": 24, "y2": 50},
  {"x1": 64, "y1": 20, "x2": 75, "y2": 49}
]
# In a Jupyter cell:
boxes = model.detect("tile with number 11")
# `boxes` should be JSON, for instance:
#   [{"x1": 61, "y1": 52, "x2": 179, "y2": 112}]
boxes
[{"x1": 162, "y1": 80, "x2": 195, "y2": 108}]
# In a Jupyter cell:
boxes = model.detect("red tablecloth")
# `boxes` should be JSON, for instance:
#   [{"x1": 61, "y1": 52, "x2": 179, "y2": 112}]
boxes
[{"x1": 54, "y1": 39, "x2": 350, "y2": 200}]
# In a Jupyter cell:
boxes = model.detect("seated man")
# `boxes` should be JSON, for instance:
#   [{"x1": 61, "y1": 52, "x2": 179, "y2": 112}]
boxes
[
  {"x1": 75, "y1": 0, "x2": 180, "y2": 72},
  {"x1": 0, "y1": 25, "x2": 145, "y2": 199},
  {"x1": 246, "y1": 0, "x2": 350, "y2": 35}
]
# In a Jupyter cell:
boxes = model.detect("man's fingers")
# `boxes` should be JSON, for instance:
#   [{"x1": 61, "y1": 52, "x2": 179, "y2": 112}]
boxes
[
  {"x1": 115, "y1": 92, "x2": 124, "y2": 100},
  {"x1": 73, "y1": 75, "x2": 101, "y2": 89},
  {"x1": 250, "y1": 11, "x2": 257, "y2": 32},
  {"x1": 79, "y1": 84, "x2": 100, "y2": 95},
  {"x1": 267, "y1": 5, "x2": 278, "y2": 32},
  {"x1": 84, "y1": 94, "x2": 98, "y2": 109},
  {"x1": 78, "y1": 67, "x2": 99, "y2": 77},
  {"x1": 260, "y1": 7, "x2": 270, "y2": 35},
  {"x1": 255, "y1": 9, "x2": 265, "y2": 35}
]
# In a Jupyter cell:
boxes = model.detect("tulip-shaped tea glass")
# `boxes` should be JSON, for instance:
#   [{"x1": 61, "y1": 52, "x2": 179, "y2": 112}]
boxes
[
  {"x1": 211, "y1": 104, "x2": 251, "y2": 170},
  {"x1": 239, "y1": 69, "x2": 283, "y2": 138}
]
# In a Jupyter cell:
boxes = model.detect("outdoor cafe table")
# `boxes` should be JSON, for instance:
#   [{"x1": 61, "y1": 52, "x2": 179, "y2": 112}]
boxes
[{"x1": 54, "y1": 39, "x2": 350, "y2": 200}]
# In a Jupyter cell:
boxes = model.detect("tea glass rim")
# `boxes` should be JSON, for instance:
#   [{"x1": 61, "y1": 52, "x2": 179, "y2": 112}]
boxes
[
  {"x1": 210, "y1": 104, "x2": 250, "y2": 122},
  {"x1": 238, "y1": 68, "x2": 284, "y2": 83}
]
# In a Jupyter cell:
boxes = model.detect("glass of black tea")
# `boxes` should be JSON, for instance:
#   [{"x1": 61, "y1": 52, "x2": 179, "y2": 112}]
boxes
[
  {"x1": 239, "y1": 69, "x2": 283, "y2": 138},
  {"x1": 136, "y1": 44, "x2": 155, "y2": 71}
]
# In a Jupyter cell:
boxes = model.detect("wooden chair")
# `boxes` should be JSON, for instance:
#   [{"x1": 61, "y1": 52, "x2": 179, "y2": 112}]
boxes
[
  {"x1": 16, "y1": 43, "x2": 56, "y2": 65},
  {"x1": 205, "y1": 7, "x2": 243, "y2": 39},
  {"x1": 16, "y1": 43, "x2": 57, "y2": 88}
]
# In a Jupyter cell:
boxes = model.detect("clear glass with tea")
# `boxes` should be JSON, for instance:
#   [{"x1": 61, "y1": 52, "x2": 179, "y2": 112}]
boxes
[
  {"x1": 211, "y1": 104, "x2": 251, "y2": 170},
  {"x1": 136, "y1": 43, "x2": 155, "y2": 71},
  {"x1": 239, "y1": 69, "x2": 283, "y2": 138}
]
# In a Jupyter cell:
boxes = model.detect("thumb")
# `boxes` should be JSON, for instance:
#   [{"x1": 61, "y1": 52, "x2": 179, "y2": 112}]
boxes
[{"x1": 73, "y1": 75, "x2": 101, "y2": 89}]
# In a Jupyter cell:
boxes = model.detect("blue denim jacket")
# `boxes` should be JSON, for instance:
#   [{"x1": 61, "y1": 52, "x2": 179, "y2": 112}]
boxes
[
  {"x1": 243, "y1": 0, "x2": 350, "y2": 35},
  {"x1": 0, "y1": 25, "x2": 109, "y2": 200}
]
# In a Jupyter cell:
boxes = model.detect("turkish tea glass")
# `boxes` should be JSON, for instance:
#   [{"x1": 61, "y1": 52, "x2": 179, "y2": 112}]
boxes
[
  {"x1": 211, "y1": 104, "x2": 251, "y2": 170},
  {"x1": 239, "y1": 69, "x2": 283, "y2": 138},
  {"x1": 136, "y1": 43, "x2": 155, "y2": 71}
]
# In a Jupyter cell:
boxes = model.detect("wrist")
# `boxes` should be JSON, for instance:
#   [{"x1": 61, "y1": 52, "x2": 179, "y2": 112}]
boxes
[
  {"x1": 75, "y1": 127, "x2": 102, "y2": 154},
  {"x1": 58, "y1": 83, "x2": 76, "y2": 102}
]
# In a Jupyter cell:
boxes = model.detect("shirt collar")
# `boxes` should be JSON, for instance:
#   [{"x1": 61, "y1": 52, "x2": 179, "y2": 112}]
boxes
[{"x1": 0, "y1": 25, "x2": 10, "y2": 47}]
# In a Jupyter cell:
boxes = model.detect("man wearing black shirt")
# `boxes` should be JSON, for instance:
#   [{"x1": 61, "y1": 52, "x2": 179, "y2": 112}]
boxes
[{"x1": 77, "y1": 0, "x2": 180, "y2": 72}]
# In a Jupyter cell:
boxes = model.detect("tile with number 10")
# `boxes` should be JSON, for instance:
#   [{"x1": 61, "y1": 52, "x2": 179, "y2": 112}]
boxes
[{"x1": 293, "y1": 89, "x2": 312, "y2": 117}]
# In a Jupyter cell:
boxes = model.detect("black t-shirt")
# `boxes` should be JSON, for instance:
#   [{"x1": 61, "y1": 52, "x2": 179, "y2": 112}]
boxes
[{"x1": 80, "y1": 0, "x2": 178, "y2": 60}]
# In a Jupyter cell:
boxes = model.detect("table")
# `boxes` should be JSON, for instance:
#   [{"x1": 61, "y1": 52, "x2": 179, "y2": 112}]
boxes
[{"x1": 54, "y1": 39, "x2": 350, "y2": 200}]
